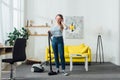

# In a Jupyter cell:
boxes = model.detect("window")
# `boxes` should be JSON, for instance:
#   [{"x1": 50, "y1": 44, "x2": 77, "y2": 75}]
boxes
[{"x1": 0, "y1": 0, "x2": 24, "y2": 44}]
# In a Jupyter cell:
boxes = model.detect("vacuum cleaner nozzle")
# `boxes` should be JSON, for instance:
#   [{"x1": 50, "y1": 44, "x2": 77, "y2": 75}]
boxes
[{"x1": 48, "y1": 71, "x2": 57, "y2": 75}]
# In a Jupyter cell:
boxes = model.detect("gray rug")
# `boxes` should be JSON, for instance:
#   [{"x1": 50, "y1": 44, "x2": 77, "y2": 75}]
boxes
[{"x1": 2, "y1": 62, "x2": 120, "y2": 80}]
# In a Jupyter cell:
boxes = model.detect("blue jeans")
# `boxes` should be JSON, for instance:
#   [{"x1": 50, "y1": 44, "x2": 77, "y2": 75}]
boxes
[{"x1": 52, "y1": 36, "x2": 65, "y2": 70}]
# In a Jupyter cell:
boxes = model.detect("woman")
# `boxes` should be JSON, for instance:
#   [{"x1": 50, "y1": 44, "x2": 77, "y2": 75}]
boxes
[{"x1": 49, "y1": 14, "x2": 68, "y2": 76}]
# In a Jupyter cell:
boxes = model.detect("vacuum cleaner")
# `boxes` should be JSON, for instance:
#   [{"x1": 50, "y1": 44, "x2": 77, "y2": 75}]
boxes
[
  {"x1": 31, "y1": 32, "x2": 57, "y2": 75},
  {"x1": 48, "y1": 31, "x2": 57, "y2": 75}
]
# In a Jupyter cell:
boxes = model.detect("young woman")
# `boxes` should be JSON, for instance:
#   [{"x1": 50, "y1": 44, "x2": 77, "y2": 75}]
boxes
[{"x1": 48, "y1": 14, "x2": 68, "y2": 76}]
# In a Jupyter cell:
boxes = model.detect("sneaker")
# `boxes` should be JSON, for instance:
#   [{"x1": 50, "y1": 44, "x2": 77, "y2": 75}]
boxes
[
  {"x1": 63, "y1": 72, "x2": 69, "y2": 76},
  {"x1": 62, "y1": 70, "x2": 69, "y2": 76}
]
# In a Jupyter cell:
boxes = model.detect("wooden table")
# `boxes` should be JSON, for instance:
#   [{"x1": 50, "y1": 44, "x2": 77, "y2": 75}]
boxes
[{"x1": 0, "y1": 46, "x2": 13, "y2": 79}]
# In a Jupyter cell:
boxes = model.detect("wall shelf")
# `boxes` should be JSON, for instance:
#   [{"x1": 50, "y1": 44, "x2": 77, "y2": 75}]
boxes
[
  {"x1": 30, "y1": 34, "x2": 48, "y2": 36},
  {"x1": 26, "y1": 25, "x2": 49, "y2": 36},
  {"x1": 26, "y1": 26, "x2": 50, "y2": 28}
]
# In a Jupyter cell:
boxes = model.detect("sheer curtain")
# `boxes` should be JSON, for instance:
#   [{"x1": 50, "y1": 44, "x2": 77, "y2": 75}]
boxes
[{"x1": 0, "y1": 0, "x2": 24, "y2": 44}]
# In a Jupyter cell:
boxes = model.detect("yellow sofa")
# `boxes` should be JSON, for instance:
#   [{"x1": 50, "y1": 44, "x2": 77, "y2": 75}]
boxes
[{"x1": 45, "y1": 43, "x2": 91, "y2": 63}]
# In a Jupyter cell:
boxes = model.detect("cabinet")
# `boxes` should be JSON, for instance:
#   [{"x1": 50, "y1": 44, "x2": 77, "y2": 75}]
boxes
[{"x1": 26, "y1": 26, "x2": 50, "y2": 61}]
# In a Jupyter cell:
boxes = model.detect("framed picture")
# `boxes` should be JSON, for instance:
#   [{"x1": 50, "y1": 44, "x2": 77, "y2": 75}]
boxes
[{"x1": 65, "y1": 16, "x2": 84, "y2": 39}]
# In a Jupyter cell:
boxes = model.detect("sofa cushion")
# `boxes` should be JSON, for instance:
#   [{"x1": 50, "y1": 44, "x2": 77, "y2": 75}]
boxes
[
  {"x1": 68, "y1": 43, "x2": 85, "y2": 53},
  {"x1": 80, "y1": 46, "x2": 88, "y2": 54},
  {"x1": 78, "y1": 43, "x2": 86, "y2": 52},
  {"x1": 79, "y1": 43, "x2": 85, "y2": 48},
  {"x1": 68, "y1": 45, "x2": 81, "y2": 53}
]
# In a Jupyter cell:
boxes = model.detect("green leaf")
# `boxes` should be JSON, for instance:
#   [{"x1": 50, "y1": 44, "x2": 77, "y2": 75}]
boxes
[{"x1": 5, "y1": 27, "x2": 30, "y2": 46}]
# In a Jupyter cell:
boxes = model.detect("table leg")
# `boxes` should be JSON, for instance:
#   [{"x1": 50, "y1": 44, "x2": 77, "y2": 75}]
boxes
[
  {"x1": 70, "y1": 55, "x2": 73, "y2": 71},
  {"x1": 85, "y1": 55, "x2": 88, "y2": 71}
]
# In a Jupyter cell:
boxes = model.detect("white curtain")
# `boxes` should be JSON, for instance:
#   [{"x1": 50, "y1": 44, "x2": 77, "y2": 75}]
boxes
[{"x1": 0, "y1": 0, "x2": 24, "y2": 44}]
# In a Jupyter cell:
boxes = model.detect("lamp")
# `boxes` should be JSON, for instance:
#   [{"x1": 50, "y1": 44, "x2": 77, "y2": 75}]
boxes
[{"x1": 95, "y1": 26, "x2": 104, "y2": 63}]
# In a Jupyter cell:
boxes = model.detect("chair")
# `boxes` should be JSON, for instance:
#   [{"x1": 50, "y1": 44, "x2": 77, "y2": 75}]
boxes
[{"x1": 2, "y1": 38, "x2": 27, "y2": 80}]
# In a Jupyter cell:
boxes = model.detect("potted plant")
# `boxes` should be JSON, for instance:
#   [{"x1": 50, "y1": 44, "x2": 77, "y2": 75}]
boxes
[{"x1": 5, "y1": 27, "x2": 30, "y2": 46}]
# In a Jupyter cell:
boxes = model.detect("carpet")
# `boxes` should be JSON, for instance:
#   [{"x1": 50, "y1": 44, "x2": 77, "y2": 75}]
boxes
[{"x1": 2, "y1": 62, "x2": 120, "y2": 80}]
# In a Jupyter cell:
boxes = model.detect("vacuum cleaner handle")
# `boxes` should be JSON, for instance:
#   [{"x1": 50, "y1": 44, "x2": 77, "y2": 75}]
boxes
[
  {"x1": 48, "y1": 31, "x2": 52, "y2": 70},
  {"x1": 48, "y1": 31, "x2": 51, "y2": 53},
  {"x1": 48, "y1": 31, "x2": 52, "y2": 53},
  {"x1": 48, "y1": 31, "x2": 57, "y2": 75}
]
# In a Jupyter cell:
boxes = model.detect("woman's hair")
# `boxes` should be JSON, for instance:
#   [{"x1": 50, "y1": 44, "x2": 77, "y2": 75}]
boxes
[{"x1": 56, "y1": 14, "x2": 63, "y2": 19}]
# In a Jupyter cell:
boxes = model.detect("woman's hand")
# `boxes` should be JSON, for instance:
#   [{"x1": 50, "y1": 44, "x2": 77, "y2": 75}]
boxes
[
  {"x1": 48, "y1": 30, "x2": 52, "y2": 36},
  {"x1": 48, "y1": 30, "x2": 51, "y2": 33},
  {"x1": 61, "y1": 21, "x2": 68, "y2": 30}
]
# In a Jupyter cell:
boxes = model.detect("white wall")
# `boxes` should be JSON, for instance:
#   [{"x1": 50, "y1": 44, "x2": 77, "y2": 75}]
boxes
[
  {"x1": 25, "y1": 0, "x2": 120, "y2": 65},
  {"x1": 25, "y1": 27, "x2": 49, "y2": 61}
]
